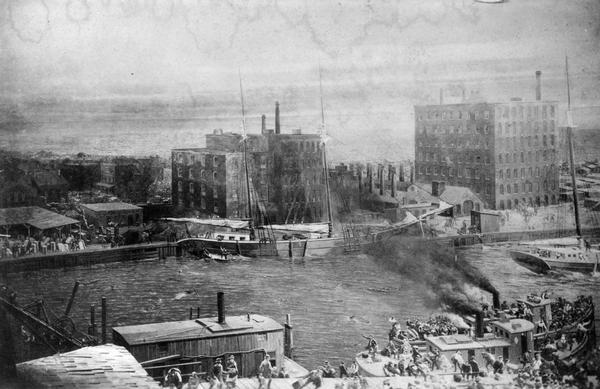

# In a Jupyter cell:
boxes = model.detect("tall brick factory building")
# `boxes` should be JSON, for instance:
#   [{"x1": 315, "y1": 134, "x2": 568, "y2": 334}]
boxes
[
  {"x1": 414, "y1": 71, "x2": 560, "y2": 210},
  {"x1": 172, "y1": 102, "x2": 326, "y2": 223}
]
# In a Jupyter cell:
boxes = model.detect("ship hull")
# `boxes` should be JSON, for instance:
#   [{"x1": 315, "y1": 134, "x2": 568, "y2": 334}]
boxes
[
  {"x1": 510, "y1": 250, "x2": 597, "y2": 274},
  {"x1": 177, "y1": 236, "x2": 348, "y2": 258}
]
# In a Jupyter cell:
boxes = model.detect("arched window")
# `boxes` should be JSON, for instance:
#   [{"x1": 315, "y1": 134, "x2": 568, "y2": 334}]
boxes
[
  {"x1": 499, "y1": 185, "x2": 504, "y2": 194},
  {"x1": 513, "y1": 169, "x2": 518, "y2": 178},
  {"x1": 506, "y1": 169, "x2": 511, "y2": 179},
  {"x1": 514, "y1": 183, "x2": 519, "y2": 193},
  {"x1": 507, "y1": 199, "x2": 512, "y2": 209},
  {"x1": 507, "y1": 184, "x2": 512, "y2": 194},
  {"x1": 499, "y1": 200, "x2": 505, "y2": 210},
  {"x1": 499, "y1": 170, "x2": 504, "y2": 179}
]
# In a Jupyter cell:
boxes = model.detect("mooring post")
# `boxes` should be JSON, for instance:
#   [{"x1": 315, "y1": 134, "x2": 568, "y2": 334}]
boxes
[
  {"x1": 64, "y1": 281, "x2": 80, "y2": 317},
  {"x1": 284, "y1": 313, "x2": 293, "y2": 359},
  {"x1": 197, "y1": 307, "x2": 200, "y2": 318},
  {"x1": 89, "y1": 304, "x2": 96, "y2": 337},
  {"x1": 101, "y1": 297, "x2": 107, "y2": 344},
  {"x1": 189, "y1": 307, "x2": 193, "y2": 320},
  {"x1": 288, "y1": 240, "x2": 292, "y2": 258}
]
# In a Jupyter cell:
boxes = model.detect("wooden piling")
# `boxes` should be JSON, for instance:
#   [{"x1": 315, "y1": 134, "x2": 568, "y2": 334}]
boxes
[
  {"x1": 64, "y1": 281, "x2": 80, "y2": 317},
  {"x1": 288, "y1": 240, "x2": 292, "y2": 258},
  {"x1": 89, "y1": 305, "x2": 96, "y2": 337},
  {"x1": 302, "y1": 240, "x2": 308, "y2": 258},
  {"x1": 189, "y1": 307, "x2": 193, "y2": 320},
  {"x1": 284, "y1": 313, "x2": 293, "y2": 359},
  {"x1": 101, "y1": 297, "x2": 107, "y2": 344},
  {"x1": 197, "y1": 307, "x2": 200, "y2": 318}
]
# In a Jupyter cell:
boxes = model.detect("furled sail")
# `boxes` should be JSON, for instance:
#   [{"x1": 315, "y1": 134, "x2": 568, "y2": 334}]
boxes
[
  {"x1": 164, "y1": 218, "x2": 249, "y2": 229},
  {"x1": 267, "y1": 223, "x2": 330, "y2": 234}
]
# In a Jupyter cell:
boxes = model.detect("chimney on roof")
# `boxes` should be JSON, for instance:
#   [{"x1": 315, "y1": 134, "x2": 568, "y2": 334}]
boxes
[
  {"x1": 535, "y1": 71, "x2": 542, "y2": 101},
  {"x1": 439, "y1": 88, "x2": 444, "y2": 105},
  {"x1": 432, "y1": 181, "x2": 446, "y2": 197},
  {"x1": 261, "y1": 114, "x2": 266, "y2": 134},
  {"x1": 275, "y1": 102, "x2": 281, "y2": 134},
  {"x1": 475, "y1": 311, "x2": 484, "y2": 338},
  {"x1": 217, "y1": 292, "x2": 225, "y2": 324}
]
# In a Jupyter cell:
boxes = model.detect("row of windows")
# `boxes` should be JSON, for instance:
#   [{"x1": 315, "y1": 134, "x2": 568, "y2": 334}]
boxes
[
  {"x1": 417, "y1": 138, "x2": 490, "y2": 149},
  {"x1": 496, "y1": 120, "x2": 555, "y2": 136},
  {"x1": 498, "y1": 165, "x2": 557, "y2": 180},
  {"x1": 497, "y1": 135, "x2": 555, "y2": 150},
  {"x1": 498, "y1": 180, "x2": 556, "y2": 195},
  {"x1": 418, "y1": 152, "x2": 491, "y2": 164},
  {"x1": 498, "y1": 195, "x2": 557, "y2": 210},
  {"x1": 496, "y1": 104, "x2": 555, "y2": 121},
  {"x1": 417, "y1": 110, "x2": 489, "y2": 121},
  {"x1": 418, "y1": 165, "x2": 492, "y2": 180},
  {"x1": 498, "y1": 150, "x2": 558, "y2": 165},
  {"x1": 417, "y1": 124, "x2": 492, "y2": 136}
]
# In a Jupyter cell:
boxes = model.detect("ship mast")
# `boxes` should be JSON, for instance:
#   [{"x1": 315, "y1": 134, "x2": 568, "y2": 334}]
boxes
[
  {"x1": 239, "y1": 70, "x2": 255, "y2": 239},
  {"x1": 565, "y1": 56, "x2": 581, "y2": 237},
  {"x1": 319, "y1": 64, "x2": 333, "y2": 238}
]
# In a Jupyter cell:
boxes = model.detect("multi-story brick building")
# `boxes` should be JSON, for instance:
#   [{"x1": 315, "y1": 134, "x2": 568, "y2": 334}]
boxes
[
  {"x1": 414, "y1": 72, "x2": 560, "y2": 210},
  {"x1": 172, "y1": 103, "x2": 326, "y2": 223}
]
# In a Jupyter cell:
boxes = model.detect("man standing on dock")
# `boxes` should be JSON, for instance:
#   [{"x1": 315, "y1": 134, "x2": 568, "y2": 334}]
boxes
[
  {"x1": 258, "y1": 354, "x2": 273, "y2": 389},
  {"x1": 210, "y1": 358, "x2": 224, "y2": 389}
]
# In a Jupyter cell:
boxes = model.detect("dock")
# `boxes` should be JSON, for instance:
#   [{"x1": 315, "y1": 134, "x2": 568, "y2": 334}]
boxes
[{"x1": 194, "y1": 375, "x2": 515, "y2": 389}]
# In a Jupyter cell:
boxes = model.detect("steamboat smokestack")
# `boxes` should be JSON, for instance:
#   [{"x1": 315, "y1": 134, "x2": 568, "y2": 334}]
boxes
[
  {"x1": 535, "y1": 71, "x2": 542, "y2": 101},
  {"x1": 261, "y1": 114, "x2": 266, "y2": 134},
  {"x1": 492, "y1": 291, "x2": 500, "y2": 310},
  {"x1": 217, "y1": 292, "x2": 225, "y2": 324},
  {"x1": 275, "y1": 102, "x2": 281, "y2": 134},
  {"x1": 475, "y1": 312, "x2": 484, "y2": 338}
]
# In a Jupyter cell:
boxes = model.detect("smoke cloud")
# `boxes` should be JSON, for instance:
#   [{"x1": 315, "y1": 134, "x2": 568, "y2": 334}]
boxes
[{"x1": 365, "y1": 236, "x2": 496, "y2": 315}]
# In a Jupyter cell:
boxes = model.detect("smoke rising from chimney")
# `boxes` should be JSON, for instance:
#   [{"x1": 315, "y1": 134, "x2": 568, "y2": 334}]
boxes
[{"x1": 365, "y1": 237, "x2": 497, "y2": 315}]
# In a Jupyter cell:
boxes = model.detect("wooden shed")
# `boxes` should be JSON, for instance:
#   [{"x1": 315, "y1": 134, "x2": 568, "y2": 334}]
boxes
[
  {"x1": 470, "y1": 210, "x2": 500, "y2": 233},
  {"x1": 112, "y1": 312, "x2": 286, "y2": 380}
]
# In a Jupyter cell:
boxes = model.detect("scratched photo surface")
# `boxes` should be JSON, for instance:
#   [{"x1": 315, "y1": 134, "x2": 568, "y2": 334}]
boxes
[{"x1": 1, "y1": 0, "x2": 600, "y2": 384}]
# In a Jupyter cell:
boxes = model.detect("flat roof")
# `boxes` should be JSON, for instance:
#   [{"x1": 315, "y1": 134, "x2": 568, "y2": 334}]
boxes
[
  {"x1": 113, "y1": 314, "x2": 283, "y2": 346},
  {"x1": 81, "y1": 202, "x2": 142, "y2": 212},
  {"x1": 426, "y1": 334, "x2": 484, "y2": 352},
  {"x1": 427, "y1": 334, "x2": 511, "y2": 352},
  {"x1": 0, "y1": 206, "x2": 79, "y2": 230},
  {"x1": 492, "y1": 319, "x2": 535, "y2": 334}
]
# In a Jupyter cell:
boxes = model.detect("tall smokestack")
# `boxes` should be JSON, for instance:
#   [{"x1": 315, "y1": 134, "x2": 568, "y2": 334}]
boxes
[
  {"x1": 368, "y1": 164, "x2": 373, "y2": 193},
  {"x1": 217, "y1": 292, "x2": 225, "y2": 324},
  {"x1": 492, "y1": 291, "x2": 500, "y2": 310},
  {"x1": 275, "y1": 102, "x2": 281, "y2": 134},
  {"x1": 379, "y1": 165, "x2": 384, "y2": 196},
  {"x1": 439, "y1": 88, "x2": 444, "y2": 105},
  {"x1": 535, "y1": 71, "x2": 542, "y2": 101},
  {"x1": 475, "y1": 312, "x2": 484, "y2": 338},
  {"x1": 261, "y1": 114, "x2": 266, "y2": 134},
  {"x1": 358, "y1": 167, "x2": 363, "y2": 193},
  {"x1": 390, "y1": 166, "x2": 396, "y2": 198}
]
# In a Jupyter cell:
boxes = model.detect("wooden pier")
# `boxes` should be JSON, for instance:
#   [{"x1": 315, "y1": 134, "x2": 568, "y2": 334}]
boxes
[{"x1": 0, "y1": 242, "x2": 180, "y2": 273}]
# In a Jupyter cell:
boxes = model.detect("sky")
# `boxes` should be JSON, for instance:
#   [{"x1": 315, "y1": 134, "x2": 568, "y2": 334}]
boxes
[{"x1": 0, "y1": 0, "x2": 599, "y2": 158}]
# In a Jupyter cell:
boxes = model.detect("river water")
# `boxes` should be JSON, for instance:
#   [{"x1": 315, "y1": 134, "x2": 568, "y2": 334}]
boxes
[{"x1": 2, "y1": 245, "x2": 599, "y2": 370}]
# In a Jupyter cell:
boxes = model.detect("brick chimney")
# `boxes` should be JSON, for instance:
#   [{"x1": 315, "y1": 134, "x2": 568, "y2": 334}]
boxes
[
  {"x1": 535, "y1": 71, "x2": 542, "y2": 101},
  {"x1": 432, "y1": 181, "x2": 446, "y2": 197},
  {"x1": 379, "y1": 165, "x2": 384, "y2": 196},
  {"x1": 275, "y1": 102, "x2": 281, "y2": 134}
]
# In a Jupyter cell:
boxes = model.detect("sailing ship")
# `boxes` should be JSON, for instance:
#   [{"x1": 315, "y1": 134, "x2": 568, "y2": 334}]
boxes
[
  {"x1": 509, "y1": 57, "x2": 600, "y2": 274},
  {"x1": 173, "y1": 70, "x2": 443, "y2": 258}
]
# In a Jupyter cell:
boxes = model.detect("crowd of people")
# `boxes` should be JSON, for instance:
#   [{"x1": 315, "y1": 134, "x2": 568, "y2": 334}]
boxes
[
  {"x1": 0, "y1": 233, "x2": 88, "y2": 258},
  {"x1": 402, "y1": 316, "x2": 462, "y2": 340}
]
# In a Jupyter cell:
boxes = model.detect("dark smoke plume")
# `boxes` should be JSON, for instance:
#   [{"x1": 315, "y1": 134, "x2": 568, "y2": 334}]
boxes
[{"x1": 365, "y1": 236, "x2": 496, "y2": 315}]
